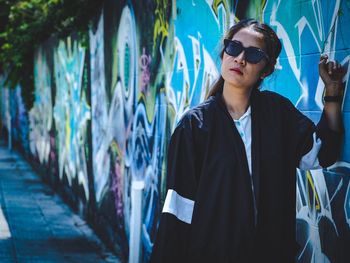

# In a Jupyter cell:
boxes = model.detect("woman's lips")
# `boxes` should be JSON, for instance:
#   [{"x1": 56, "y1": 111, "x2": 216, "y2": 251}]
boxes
[{"x1": 230, "y1": 68, "x2": 243, "y2": 75}]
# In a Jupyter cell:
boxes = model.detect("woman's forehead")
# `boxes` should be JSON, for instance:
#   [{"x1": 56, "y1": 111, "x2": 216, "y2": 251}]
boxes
[{"x1": 231, "y1": 27, "x2": 265, "y2": 49}]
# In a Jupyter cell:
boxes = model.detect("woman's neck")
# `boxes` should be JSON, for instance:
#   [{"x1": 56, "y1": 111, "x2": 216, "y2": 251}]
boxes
[{"x1": 222, "y1": 82, "x2": 252, "y2": 120}]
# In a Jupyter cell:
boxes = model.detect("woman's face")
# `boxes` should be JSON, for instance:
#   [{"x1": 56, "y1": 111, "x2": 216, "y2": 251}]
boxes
[{"x1": 221, "y1": 27, "x2": 267, "y2": 90}]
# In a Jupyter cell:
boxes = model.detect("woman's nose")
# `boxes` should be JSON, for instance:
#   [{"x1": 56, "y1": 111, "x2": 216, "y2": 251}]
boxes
[{"x1": 234, "y1": 51, "x2": 246, "y2": 65}]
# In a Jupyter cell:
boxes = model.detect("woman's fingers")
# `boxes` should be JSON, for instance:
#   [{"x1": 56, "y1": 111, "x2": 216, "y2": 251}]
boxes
[
  {"x1": 319, "y1": 54, "x2": 345, "y2": 83},
  {"x1": 320, "y1": 54, "x2": 328, "y2": 60},
  {"x1": 327, "y1": 61, "x2": 334, "y2": 75},
  {"x1": 319, "y1": 54, "x2": 330, "y2": 82},
  {"x1": 319, "y1": 54, "x2": 328, "y2": 71}
]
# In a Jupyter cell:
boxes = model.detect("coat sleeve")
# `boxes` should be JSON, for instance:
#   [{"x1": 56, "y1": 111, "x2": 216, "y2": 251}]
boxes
[
  {"x1": 283, "y1": 99, "x2": 316, "y2": 167},
  {"x1": 315, "y1": 110, "x2": 344, "y2": 167},
  {"x1": 150, "y1": 118, "x2": 198, "y2": 263},
  {"x1": 284, "y1": 98, "x2": 343, "y2": 168}
]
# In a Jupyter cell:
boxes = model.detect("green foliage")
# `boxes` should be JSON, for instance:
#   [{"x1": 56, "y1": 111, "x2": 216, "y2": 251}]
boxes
[{"x1": 0, "y1": 0, "x2": 103, "y2": 109}]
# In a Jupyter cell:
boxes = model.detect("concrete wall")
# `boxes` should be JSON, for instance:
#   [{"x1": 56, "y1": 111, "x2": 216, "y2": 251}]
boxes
[{"x1": 1, "y1": 0, "x2": 349, "y2": 262}]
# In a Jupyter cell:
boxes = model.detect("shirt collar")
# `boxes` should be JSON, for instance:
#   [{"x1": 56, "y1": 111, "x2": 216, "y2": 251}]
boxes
[{"x1": 233, "y1": 106, "x2": 251, "y2": 122}]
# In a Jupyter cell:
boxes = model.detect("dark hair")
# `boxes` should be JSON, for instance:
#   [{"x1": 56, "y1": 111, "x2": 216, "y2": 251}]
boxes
[{"x1": 207, "y1": 19, "x2": 282, "y2": 98}]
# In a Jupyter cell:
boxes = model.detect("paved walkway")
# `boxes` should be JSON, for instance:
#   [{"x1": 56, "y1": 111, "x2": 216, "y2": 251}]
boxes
[{"x1": 0, "y1": 142, "x2": 121, "y2": 262}]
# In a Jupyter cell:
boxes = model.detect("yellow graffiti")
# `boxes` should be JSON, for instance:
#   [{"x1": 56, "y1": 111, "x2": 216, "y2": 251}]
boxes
[
  {"x1": 153, "y1": 0, "x2": 170, "y2": 55},
  {"x1": 138, "y1": 92, "x2": 155, "y2": 123},
  {"x1": 65, "y1": 108, "x2": 71, "y2": 154},
  {"x1": 110, "y1": 140, "x2": 122, "y2": 158},
  {"x1": 211, "y1": 0, "x2": 228, "y2": 17},
  {"x1": 258, "y1": 0, "x2": 267, "y2": 22},
  {"x1": 306, "y1": 171, "x2": 321, "y2": 211}
]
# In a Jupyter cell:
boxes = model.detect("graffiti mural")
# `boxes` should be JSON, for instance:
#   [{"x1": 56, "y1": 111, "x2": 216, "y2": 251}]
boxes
[
  {"x1": 0, "y1": 78, "x2": 29, "y2": 153},
  {"x1": 165, "y1": 0, "x2": 227, "y2": 124},
  {"x1": 12, "y1": 85, "x2": 29, "y2": 153},
  {"x1": 95, "y1": 2, "x2": 170, "y2": 260},
  {"x1": 90, "y1": 11, "x2": 110, "y2": 204},
  {"x1": 53, "y1": 36, "x2": 91, "y2": 201},
  {"x1": 0, "y1": 76, "x2": 10, "y2": 138},
  {"x1": 0, "y1": 83, "x2": 30, "y2": 153},
  {"x1": 296, "y1": 167, "x2": 350, "y2": 262},
  {"x1": 29, "y1": 47, "x2": 53, "y2": 164}
]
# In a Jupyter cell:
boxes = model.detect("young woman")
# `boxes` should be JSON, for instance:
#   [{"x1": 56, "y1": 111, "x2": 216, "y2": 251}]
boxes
[{"x1": 151, "y1": 19, "x2": 345, "y2": 262}]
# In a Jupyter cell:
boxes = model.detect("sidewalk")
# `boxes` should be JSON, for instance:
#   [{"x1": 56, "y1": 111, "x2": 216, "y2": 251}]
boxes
[{"x1": 0, "y1": 141, "x2": 121, "y2": 262}]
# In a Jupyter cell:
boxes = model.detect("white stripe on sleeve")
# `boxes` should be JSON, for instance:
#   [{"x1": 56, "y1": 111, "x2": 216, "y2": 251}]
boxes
[
  {"x1": 299, "y1": 132, "x2": 322, "y2": 170},
  {"x1": 162, "y1": 189, "x2": 195, "y2": 224}
]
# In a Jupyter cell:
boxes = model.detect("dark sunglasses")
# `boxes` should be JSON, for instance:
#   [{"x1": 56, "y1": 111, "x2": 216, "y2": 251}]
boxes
[{"x1": 223, "y1": 39, "x2": 269, "y2": 64}]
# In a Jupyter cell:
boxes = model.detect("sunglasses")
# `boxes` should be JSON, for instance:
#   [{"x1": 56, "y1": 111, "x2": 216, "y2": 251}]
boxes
[{"x1": 223, "y1": 39, "x2": 269, "y2": 64}]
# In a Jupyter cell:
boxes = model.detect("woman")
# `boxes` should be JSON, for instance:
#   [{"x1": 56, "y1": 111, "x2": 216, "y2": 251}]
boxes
[{"x1": 151, "y1": 19, "x2": 345, "y2": 262}]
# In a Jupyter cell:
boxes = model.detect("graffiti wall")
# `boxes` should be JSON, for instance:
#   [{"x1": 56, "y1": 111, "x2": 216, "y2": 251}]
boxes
[
  {"x1": 28, "y1": 34, "x2": 92, "y2": 207},
  {"x1": 0, "y1": 79, "x2": 29, "y2": 153},
  {"x1": 0, "y1": 0, "x2": 349, "y2": 262},
  {"x1": 30, "y1": 45, "x2": 53, "y2": 166},
  {"x1": 0, "y1": 75, "x2": 10, "y2": 138},
  {"x1": 53, "y1": 34, "x2": 91, "y2": 203}
]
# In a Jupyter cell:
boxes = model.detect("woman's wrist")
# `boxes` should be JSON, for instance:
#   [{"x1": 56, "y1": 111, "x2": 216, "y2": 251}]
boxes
[
  {"x1": 324, "y1": 81, "x2": 343, "y2": 97},
  {"x1": 323, "y1": 95, "x2": 342, "y2": 103}
]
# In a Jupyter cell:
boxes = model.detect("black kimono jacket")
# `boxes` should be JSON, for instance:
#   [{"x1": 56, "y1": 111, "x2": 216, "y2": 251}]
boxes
[{"x1": 151, "y1": 89, "x2": 342, "y2": 263}]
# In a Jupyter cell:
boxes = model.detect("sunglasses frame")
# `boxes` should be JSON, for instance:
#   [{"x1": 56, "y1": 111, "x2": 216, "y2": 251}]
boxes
[{"x1": 223, "y1": 39, "x2": 269, "y2": 64}]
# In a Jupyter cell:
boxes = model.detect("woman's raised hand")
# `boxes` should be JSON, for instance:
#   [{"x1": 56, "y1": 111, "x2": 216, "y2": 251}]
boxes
[{"x1": 319, "y1": 54, "x2": 346, "y2": 96}]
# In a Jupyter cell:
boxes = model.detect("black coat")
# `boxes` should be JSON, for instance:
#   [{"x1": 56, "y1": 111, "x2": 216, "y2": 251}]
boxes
[{"x1": 151, "y1": 89, "x2": 342, "y2": 263}]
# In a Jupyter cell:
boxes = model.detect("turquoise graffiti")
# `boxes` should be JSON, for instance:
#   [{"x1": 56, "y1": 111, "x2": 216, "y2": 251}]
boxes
[
  {"x1": 29, "y1": 47, "x2": 53, "y2": 164},
  {"x1": 166, "y1": 0, "x2": 228, "y2": 124},
  {"x1": 53, "y1": 37, "x2": 91, "y2": 201},
  {"x1": 0, "y1": 83, "x2": 30, "y2": 153}
]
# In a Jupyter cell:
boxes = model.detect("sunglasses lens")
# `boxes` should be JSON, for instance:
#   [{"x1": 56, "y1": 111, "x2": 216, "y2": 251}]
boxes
[
  {"x1": 224, "y1": 40, "x2": 242, "y2": 57},
  {"x1": 224, "y1": 40, "x2": 267, "y2": 64},
  {"x1": 245, "y1": 48, "x2": 265, "y2": 64}
]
